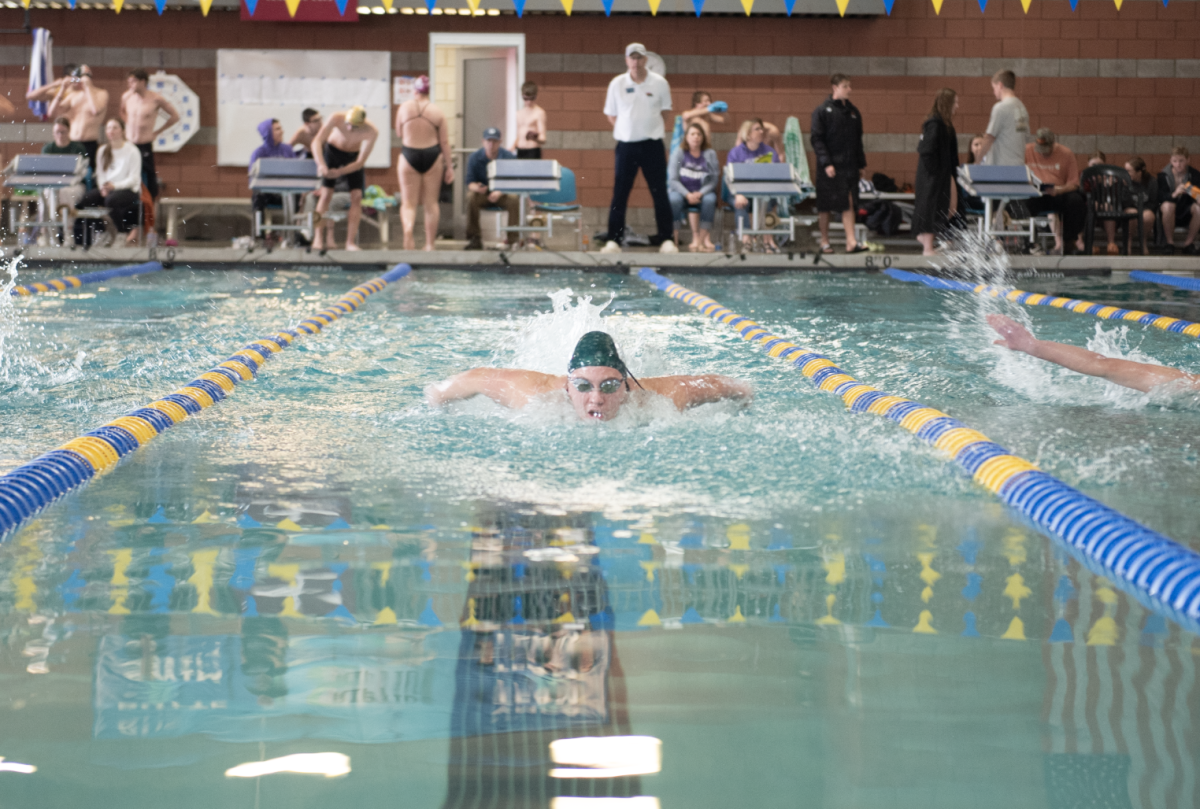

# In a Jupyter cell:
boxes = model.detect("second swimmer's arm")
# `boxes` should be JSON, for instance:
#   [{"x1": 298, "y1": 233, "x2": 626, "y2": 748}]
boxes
[{"x1": 988, "y1": 314, "x2": 1192, "y2": 393}]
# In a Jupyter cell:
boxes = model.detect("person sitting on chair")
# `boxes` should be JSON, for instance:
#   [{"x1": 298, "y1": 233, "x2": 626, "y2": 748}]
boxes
[
  {"x1": 727, "y1": 118, "x2": 780, "y2": 253},
  {"x1": 667, "y1": 121, "x2": 719, "y2": 253},
  {"x1": 248, "y1": 118, "x2": 298, "y2": 228},
  {"x1": 1158, "y1": 146, "x2": 1200, "y2": 255},
  {"x1": 74, "y1": 118, "x2": 142, "y2": 246},
  {"x1": 42, "y1": 116, "x2": 88, "y2": 210},
  {"x1": 465, "y1": 128, "x2": 518, "y2": 251}
]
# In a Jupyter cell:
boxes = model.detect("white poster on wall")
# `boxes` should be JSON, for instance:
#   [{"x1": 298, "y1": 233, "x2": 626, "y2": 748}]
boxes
[{"x1": 217, "y1": 49, "x2": 391, "y2": 168}]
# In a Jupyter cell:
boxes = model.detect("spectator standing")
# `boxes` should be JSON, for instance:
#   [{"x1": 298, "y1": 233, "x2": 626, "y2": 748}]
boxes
[
  {"x1": 395, "y1": 75, "x2": 453, "y2": 252},
  {"x1": 120, "y1": 68, "x2": 179, "y2": 201},
  {"x1": 727, "y1": 118, "x2": 780, "y2": 252},
  {"x1": 913, "y1": 88, "x2": 960, "y2": 256},
  {"x1": 600, "y1": 42, "x2": 676, "y2": 254},
  {"x1": 290, "y1": 109, "x2": 322, "y2": 159},
  {"x1": 1024, "y1": 128, "x2": 1086, "y2": 256},
  {"x1": 811, "y1": 73, "x2": 867, "y2": 254},
  {"x1": 42, "y1": 116, "x2": 87, "y2": 209},
  {"x1": 75, "y1": 119, "x2": 141, "y2": 246},
  {"x1": 512, "y1": 82, "x2": 546, "y2": 159},
  {"x1": 680, "y1": 91, "x2": 725, "y2": 141},
  {"x1": 465, "y1": 127, "x2": 518, "y2": 251},
  {"x1": 248, "y1": 118, "x2": 297, "y2": 223},
  {"x1": 1158, "y1": 146, "x2": 1200, "y2": 254},
  {"x1": 980, "y1": 70, "x2": 1029, "y2": 167},
  {"x1": 667, "y1": 121, "x2": 718, "y2": 252}
]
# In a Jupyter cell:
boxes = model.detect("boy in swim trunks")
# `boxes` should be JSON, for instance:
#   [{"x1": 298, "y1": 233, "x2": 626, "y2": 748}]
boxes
[
  {"x1": 311, "y1": 105, "x2": 379, "y2": 252},
  {"x1": 427, "y1": 331, "x2": 752, "y2": 421},
  {"x1": 512, "y1": 82, "x2": 547, "y2": 159}
]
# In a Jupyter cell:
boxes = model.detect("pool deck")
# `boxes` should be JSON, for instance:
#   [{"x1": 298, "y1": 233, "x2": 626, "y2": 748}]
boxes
[{"x1": 6, "y1": 244, "x2": 1200, "y2": 276}]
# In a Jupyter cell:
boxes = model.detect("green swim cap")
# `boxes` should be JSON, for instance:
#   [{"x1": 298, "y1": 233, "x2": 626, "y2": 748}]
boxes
[{"x1": 568, "y1": 331, "x2": 628, "y2": 376}]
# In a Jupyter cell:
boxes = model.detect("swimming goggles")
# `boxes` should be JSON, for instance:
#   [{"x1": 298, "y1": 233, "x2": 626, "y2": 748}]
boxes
[{"x1": 569, "y1": 377, "x2": 625, "y2": 394}]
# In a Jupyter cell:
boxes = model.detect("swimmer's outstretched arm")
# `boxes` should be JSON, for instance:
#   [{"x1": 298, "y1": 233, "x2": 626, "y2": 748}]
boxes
[
  {"x1": 642, "y1": 374, "x2": 753, "y2": 411},
  {"x1": 987, "y1": 314, "x2": 1195, "y2": 393},
  {"x1": 425, "y1": 368, "x2": 561, "y2": 409}
]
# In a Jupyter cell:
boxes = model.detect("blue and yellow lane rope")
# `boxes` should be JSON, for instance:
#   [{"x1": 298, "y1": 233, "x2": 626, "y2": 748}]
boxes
[
  {"x1": 9, "y1": 261, "x2": 164, "y2": 297},
  {"x1": 884, "y1": 268, "x2": 1200, "y2": 339},
  {"x1": 0, "y1": 263, "x2": 411, "y2": 541},
  {"x1": 639, "y1": 267, "x2": 1200, "y2": 631},
  {"x1": 1128, "y1": 271, "x2": 1200, "y2": 293}
]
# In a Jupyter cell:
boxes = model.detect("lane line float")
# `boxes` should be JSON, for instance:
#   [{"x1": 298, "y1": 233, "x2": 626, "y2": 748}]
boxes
[
  {"x1": 9, "y1": 261, "x2": 164, "y2": 296},
  {"x1": 1128, "y1": 270, "x2": 1200, "y2": 293},
  {"x1": 639, "y1": 267, "x2": 1200, "y2": 632},
  {"x1": 0, "y1": 264, "x2": 411, "y2": 540},
  {"x1": 883, "y1": 268, "x2": 1200, "y2": 339}
]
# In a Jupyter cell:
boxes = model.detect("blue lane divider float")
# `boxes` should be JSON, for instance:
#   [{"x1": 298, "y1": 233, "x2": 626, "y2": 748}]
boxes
[
  {"x1": 639, "y1": 267, "x2": 1200, "y2": 632},
  {"x1": 0, "y1": 263, "x2": 412, "y2": 541},
  {"x1": 1128, "y1": 270, "x2": 1200, "y2": 293},
  {"x1": 9, "y1": 261, "x2": 164, "y2": 296},
  {"x1": 884, "y1": 267, "x2": 1200, "y2": 339}
]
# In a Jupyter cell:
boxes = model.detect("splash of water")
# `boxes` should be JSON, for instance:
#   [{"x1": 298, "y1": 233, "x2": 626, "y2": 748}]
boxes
[{"x1": 496, "y1": 288, "x2": 663, "y2": 378}]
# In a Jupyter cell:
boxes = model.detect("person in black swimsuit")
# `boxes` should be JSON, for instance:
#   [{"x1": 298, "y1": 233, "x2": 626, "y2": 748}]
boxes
[
  {"x1": 396, "y1": 75, "x2": 453, "y2": 251},
  {"x1": 310, "y1": 105, "x2": 379, "y2": 251}
]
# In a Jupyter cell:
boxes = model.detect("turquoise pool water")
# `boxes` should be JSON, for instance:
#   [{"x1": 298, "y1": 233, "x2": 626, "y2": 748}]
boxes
[{"x1": 1, "y1": 266, "x2": 1198, "y2": 808}]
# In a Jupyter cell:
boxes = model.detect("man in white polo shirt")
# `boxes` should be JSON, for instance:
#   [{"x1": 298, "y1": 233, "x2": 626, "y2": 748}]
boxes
[{"x1": 600, "y1": 42, "x2": 677, "y2": 254}]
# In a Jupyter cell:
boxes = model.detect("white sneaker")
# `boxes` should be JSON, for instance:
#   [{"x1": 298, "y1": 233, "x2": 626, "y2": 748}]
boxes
[
  {"x1": 659, "y1": 239, "x2": 678, "y2": 253},
  {"x1": 600, "y1": 240, "x2": 622, "y2": 254}
]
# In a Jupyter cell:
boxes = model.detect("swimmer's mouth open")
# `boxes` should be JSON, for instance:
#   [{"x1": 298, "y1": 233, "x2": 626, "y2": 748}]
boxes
[{"x1": 587, "y1": 408, "x2": 605, "y2": 420}]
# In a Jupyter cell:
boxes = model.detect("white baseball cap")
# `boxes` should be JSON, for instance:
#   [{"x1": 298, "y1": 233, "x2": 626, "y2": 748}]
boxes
[{"x1": 625, "y1": 43, "x2": 647, "y2": 58}]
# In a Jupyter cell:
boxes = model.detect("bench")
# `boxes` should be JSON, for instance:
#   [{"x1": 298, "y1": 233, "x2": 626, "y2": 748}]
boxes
[{"x1": 158, "y1": 197, "x2": 254, "y2": 243}]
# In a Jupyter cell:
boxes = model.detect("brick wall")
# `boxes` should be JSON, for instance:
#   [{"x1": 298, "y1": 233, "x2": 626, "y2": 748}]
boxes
[{"x1": 0, "y1": 0, "x2": 1196, "y2": 212}]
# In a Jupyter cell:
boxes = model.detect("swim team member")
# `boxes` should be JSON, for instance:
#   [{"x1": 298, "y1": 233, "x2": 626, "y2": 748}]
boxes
[
  {"x1": 988, "y1": 314, "x2": 1198, "y2": 393},
  {"x1": 311, "y1": 105, "x2": 380, "y2": 252},
  {"x1": 427, "y1": 331, "x2": 752, "y2": 421}
]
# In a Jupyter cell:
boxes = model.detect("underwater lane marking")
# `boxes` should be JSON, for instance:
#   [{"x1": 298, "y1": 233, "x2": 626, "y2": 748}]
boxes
[
  {"x1": 639, "y1": 267, "x2": 1200, "y2": 633},
  {"x1": 884, "y1": 268, "x2": 1200, "y2": 338},
  {"x1": 9, "y1": 261, "x2": 164, "y2": 297},
  {"x1": 0, "y1": 264, "x2": 412, "y2": 541}
]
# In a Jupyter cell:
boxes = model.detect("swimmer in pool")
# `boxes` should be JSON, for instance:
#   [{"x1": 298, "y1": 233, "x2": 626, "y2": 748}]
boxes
[
  {"x1": 988, "y1": 314, "x2": 1199, "y2": 393},
  {"x1": 426, "y1": 331, "x2": 752, "y2": 421}
]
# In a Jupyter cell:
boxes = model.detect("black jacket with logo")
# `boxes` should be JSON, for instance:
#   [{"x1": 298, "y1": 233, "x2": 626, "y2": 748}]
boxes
[{"x1": 810, "y1": 97, "x2": 866, "y2": 171}]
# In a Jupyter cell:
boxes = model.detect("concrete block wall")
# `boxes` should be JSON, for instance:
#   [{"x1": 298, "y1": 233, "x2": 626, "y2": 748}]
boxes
[{"x1": 0, "y1": 0, "x2": 1194, "y2": 216}]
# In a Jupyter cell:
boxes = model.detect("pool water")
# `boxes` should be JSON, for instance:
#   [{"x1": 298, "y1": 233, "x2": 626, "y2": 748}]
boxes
[{"x1": 1, "y1": 266, "x2": 1198, "y2": 808}]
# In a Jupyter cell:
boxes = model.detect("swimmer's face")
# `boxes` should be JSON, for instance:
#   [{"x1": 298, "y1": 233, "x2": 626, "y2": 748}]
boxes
[{"x1": 566, "y1": 366, "x2": 628, "y2": 422}]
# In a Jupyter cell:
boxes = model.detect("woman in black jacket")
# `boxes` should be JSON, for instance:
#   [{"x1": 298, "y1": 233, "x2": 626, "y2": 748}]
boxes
[{"x1": 913, "y1": 88, "x2": 960, "y2": 256}]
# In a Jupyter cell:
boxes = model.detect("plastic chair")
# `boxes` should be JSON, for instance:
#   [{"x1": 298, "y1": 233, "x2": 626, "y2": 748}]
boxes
[
  {"x1": 1080, "y1": 164, "x2": 1142, "y2": 256},
  {"x1": 530, "y1": 166, "x2": 582, "y2": 250}
]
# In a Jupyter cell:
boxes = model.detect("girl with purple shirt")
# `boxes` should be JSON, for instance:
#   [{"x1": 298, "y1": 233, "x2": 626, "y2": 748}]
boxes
[
  {"x1": 667, "y1": 123, "x2": 719, "y2": 252},
  {"x1": 728, "y1": 118, "x2": 780, "y2": 251}
]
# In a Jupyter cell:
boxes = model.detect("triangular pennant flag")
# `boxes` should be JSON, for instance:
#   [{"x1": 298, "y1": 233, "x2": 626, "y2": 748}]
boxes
[
  {"x1": 881, "y1": 0, "x2": 894, "y2": 12},
  {"x1": 930, "y1": 0, "x2": 943, "y2": 13},
  {"x1": 1113, "y1": 0, "x2": 1122, "y2": 8},
  {"x1": 21, "y1": 0, "x2": 30, "y2": 7},
  {"x1": 1068, "y1": 0, "x2": 1078, "y2": 9},
  {"x1": 691, "y1": 0, "x2": 703, "y2": 14},
  {"x1": 783, "y1": 0, "x2": 796, "y2": 13},
  {"x1": 740, "y1": 0, "x2": 753, "y2": 13},
  {"x1": 600, "y1": 0, "x2": 613, "y2": 14},
  {"x1": 647, "y1": 0, "x2": 660, "y2": 13},
  {"x1": 335, "y1": 0, "x2": 350, "y2": 13},
  {"x1": 154, "y1": 0, "x2": 165, "y2": 13},
  {"x1": 560, "y1": 0, "x2": 572, "y2": 12},
  {"x1": 466, "y1": 0, "x2": 480, "y2": 10},
  {"x1": 1020, "y1": 0, "x2": 1030, "y2": 12},
  {"x1": 513, "y1": 0, "x2": 526, "y2": 14},
  {"x1": 112, "y1": 0, "x2": 123, "y2": 12},
  {"x1": 285, "y1": 0, "x2": 301, "y2": 16},
  {"x1": 977, "y1": 0, "x2": 986, "y2": 12},
  {"x1": 425, "y1": 0, "x2": 435, "y2": 10},
  {"x1": 243, "y1": 0, "x2": 258, "y2": 14},
  {"x1": 199, "y1": 0, "x2": 213, "y2": 13},
  {"x1": 67, "y1": 0, "x2": 75, "y2": 8},
  {"x1": 836, "y1": 0, "x2": 850, "y2": 15}
]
